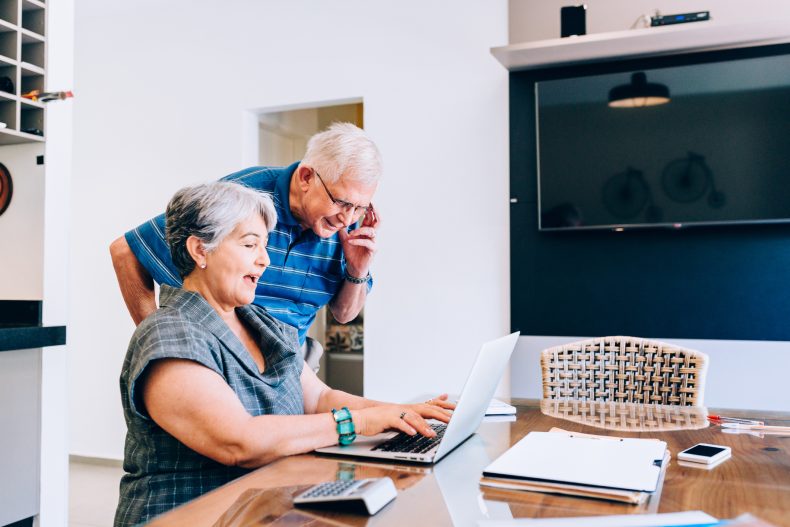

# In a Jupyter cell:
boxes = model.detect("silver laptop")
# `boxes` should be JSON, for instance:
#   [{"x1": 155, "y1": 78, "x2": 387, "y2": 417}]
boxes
[{"x1": 316, "y1": 331, "x2": 520, "y2": 464}]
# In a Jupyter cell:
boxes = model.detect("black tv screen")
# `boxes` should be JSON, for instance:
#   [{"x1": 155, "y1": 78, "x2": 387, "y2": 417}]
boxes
[{"x1": 536, "y1": 51, "x2": 790, "y2": 231}]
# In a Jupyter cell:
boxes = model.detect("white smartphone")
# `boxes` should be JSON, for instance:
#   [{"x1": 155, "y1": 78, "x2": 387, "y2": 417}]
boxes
[{"x1": 677, "y1": 443, "x2": 731, "y2": 465}]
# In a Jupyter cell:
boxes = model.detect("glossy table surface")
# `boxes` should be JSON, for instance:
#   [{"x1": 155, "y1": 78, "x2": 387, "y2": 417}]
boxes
[{"x1": 149, "y1": 400, "x2": 790, "y2": 526}]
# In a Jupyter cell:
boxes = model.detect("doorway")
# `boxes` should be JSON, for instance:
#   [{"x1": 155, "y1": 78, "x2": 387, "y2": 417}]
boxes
[{"x1": 257, "y1": 101, "x2": 365, "y2": 395}]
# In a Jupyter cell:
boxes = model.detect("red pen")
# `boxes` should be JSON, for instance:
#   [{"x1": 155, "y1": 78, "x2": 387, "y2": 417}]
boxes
[{"x1": 708, "y1": 415, "x2": 764, "y2": 426}]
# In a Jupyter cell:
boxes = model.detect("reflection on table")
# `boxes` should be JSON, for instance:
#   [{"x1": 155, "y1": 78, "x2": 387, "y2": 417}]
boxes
[
  {"x1": 204, "y1": 419, "x2": 515, "y2": 527},
  {"x1": 148, "y1": 401, "x2": 790, "y2": 527},
  {"x1": 540, "y1": 398, "x2": 710, "y2": 432}
]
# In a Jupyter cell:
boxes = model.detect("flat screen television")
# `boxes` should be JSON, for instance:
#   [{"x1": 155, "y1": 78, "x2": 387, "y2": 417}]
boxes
[{"x1": 536, "y1": 49, "x2": 790, "y2": 231}]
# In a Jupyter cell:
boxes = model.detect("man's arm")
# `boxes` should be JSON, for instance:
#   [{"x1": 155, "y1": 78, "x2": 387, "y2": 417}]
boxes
[
  {"x1": 328, "y1": 280, "x2": 367, "y2": 323},
  {"x1": 110, "y1": 236, "x2": 157, "y2": 325}
]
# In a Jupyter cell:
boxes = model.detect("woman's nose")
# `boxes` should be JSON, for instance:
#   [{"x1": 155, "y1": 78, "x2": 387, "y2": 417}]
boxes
[{"x1": 257, "y1": 247, "x2": 270, "y2": 267}]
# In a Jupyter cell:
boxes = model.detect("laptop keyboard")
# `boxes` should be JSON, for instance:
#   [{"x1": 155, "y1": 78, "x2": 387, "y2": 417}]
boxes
[{"x1": 372, "y1": 423, "x2": 447, "y2": 454}]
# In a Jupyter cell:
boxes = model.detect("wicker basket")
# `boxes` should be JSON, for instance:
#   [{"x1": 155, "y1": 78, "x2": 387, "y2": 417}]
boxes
[{"x1": 540, "y1": 336, "x2": 708, "y2": 406}]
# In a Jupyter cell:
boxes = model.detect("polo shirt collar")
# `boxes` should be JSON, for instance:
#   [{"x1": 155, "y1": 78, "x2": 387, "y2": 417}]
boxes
[{"x1": 274, "y1": 161, "x2": 301, "y2": 227}]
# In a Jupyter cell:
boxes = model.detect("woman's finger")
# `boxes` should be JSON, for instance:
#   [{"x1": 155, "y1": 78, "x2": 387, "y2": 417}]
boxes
[
  {"x1": 424, "y1": 394, "x2": 455, "y2": 410},
  {"x1": 432, "y1": 411, "x2": 452, "y2": 423},
  {"x1": 392, "y1": 410, "x2": 417, "y2": 435},
  {"x1": 422, "y1": 406, "x2": 452, "y2": 422},
  {"x1": 403, "y1": 411, "x2": 436, "y2": 437},
  {"x1": 430, "y1": 399, "x2": 456, "y2": 410},
  {"x1": 395, "y1": 420, "x2": 417, "y2": 436}
]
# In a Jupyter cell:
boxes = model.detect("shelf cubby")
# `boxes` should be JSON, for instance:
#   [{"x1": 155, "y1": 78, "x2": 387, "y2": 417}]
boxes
[
  {"x1": 0, "y1": 26, "x2": 14, "y2": 59},
  {"x1": 0, "y1": 0, "x2": 18, "y2": 26},
  {"x1": 0, "y1": 63, "x2": 14, "y2": 94},
  {"x1": 20, "y1": 68, "x2": 42, "y2": 93},
  {"x1": 21, "y1": 0, "x2": 44, "y2": 11},
  {"x1": 0, "y1": 0, "x2": 44, "y2": 143},
  {"x1": 20, "y1": 104, "x2": 42, "y2": 135},
  {"x1": 21, "y1": 39, "x2": 42, "y2": 68},
  {"x1": 20, "y1": 4, "x2": 42, "y2": 36},
  {"x1": 0, "y1": 98, "x2": 16, "y2": 129}
]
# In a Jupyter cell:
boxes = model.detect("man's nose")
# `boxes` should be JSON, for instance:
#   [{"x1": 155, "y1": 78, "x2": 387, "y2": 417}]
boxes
[{"x1": 337, "y1": 209, "x2": 355, "y2": 228}]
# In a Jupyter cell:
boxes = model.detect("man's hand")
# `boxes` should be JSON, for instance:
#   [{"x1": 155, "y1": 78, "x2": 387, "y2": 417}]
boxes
[{"x1": 337, "y1": 204, "x2": 380, "y2": 279}]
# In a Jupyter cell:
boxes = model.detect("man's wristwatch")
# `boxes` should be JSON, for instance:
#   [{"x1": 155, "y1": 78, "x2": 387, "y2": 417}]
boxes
[
  {"x1": 343, "y1": 269, "x2": 370, "y2": 284},
  {"x1": 331, "y1": 407, "x2": 357, "y2": 446}
]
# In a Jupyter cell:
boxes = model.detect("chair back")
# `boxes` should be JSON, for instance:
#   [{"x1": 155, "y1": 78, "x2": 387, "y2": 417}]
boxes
[{"x1": 540, "y1": 336, "x2": 708, "y2": 406}]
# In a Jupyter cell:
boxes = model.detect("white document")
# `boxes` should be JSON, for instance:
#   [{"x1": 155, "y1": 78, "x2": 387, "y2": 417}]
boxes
[
  {"x1": 483, "y1": 432, "x2": 667, "y2": 492},
  {"x1": 450, "y1": 396, "x2": 516, "y2": 415},
  {"x1": 486, "y1": 397, "x2": 517, "y2": 415},
  {"x1": 478, "y1": 511, "x2": 718, "y2": 527}
]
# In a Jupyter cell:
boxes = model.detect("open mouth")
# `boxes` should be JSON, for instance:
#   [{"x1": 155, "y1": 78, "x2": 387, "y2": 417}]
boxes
[{"x1": 244, "y1": 274, "x2": 259, "y2": 285}]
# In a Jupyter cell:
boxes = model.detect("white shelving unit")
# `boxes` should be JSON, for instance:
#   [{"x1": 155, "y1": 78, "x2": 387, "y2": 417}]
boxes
[
  {"x1": 0, "y1": 0, "x2": 44, "y2": 145},
  {"x1": 491, "y1": 18, "x2": 790, "y2": 72}
]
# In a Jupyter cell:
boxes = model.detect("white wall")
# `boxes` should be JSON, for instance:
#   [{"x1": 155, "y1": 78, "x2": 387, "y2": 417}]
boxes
[
  {"x1": 508, "y1": 0, "x2": 790, "y2": 411},
  {"x1": 0, "y1": 144, "x2": 45, "y2": 300},
  {"x1": 70, "y1": 1, "x2": 509, "y2": 459},
  {"x1": 40, "y1": 0, "x2": 75, "y2": 524}
]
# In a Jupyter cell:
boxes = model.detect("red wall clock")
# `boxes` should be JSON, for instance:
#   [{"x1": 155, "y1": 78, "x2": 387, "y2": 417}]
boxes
[{"x1": 0, "y1": 162, "x2": 12, "y2": 216}]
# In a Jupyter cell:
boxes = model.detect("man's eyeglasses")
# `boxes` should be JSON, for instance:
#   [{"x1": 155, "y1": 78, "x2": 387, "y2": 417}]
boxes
[{"x1": 313, "y1": 169, "x2": 371, "y2": 217}]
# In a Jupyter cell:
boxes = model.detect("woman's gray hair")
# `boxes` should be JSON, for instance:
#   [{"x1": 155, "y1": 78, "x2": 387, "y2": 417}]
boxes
[
  {"x1": 300, "y1": 122, "x2": 382, "y2": 185},
  {"x1": 165, "y1": 181, "x2": 277, "y2": 278}
]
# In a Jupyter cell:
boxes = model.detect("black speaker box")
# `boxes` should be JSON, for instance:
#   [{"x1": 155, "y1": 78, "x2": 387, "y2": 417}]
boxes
[{"x1": 561, "y1": 5, "x2": 587, "y2": 38}]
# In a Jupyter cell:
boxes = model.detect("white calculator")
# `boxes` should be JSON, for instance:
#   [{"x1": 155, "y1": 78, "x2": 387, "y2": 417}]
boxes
[{"x1": 293, "y1": 477, "x2": 397, "y2": 515}]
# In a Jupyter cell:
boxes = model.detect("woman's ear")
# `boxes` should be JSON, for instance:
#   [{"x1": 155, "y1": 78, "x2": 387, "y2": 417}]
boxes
[{"x1": 185, "y1": 236, "x2": 208, "y2": 269}]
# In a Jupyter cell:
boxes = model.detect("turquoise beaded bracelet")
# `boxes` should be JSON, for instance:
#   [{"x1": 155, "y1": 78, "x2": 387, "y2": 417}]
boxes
[{"x1": 331, "y1": 407, "x2": 357, "y2": 446}]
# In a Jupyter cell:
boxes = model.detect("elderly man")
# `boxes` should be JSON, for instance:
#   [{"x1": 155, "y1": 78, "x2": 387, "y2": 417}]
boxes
[{"x1": 110, "y1": 122, "x2": 381, "y2": 344}]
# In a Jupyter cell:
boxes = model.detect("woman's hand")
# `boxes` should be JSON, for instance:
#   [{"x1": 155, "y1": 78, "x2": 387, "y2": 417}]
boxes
[
  {"x1": 352, "y1": 403, "x2": 452, "y2": 438},
  {"x1": 415, "y1": 393, "x2": 456, "y2": 412}
]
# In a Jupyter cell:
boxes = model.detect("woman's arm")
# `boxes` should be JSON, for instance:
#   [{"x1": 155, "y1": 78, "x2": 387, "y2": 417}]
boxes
[
  {"x1": 300, "y1": 361, "x2": 454, "y2": 438},
  {"x1": 142, "y1": 358, "x2": 453, "y2": 469},
  {"x1": 300, "y1": 361, "x2": 382, "y2": 414},
  {"x1": 142, "y1": 358, "x2": 337, "y2": 468}
]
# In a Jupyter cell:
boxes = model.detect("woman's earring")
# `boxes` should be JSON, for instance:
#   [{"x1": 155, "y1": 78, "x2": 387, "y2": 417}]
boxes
[{"x1": 200, "y1": 263, "x2": 206, "y2": 269}]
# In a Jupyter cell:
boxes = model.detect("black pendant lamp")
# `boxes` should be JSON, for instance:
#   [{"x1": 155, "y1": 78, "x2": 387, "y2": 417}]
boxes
[{"x1": 608, "y1": 72, "x2": 670, "y2": 108}]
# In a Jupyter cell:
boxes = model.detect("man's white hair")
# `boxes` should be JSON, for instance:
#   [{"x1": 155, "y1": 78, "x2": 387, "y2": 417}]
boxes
[{"x1": 300, "y1": 122, "x2": 382, "y2": 185}]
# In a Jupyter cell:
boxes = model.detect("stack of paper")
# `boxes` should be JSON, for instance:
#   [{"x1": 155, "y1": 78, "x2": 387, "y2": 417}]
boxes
[
  {"x1": 486, "y1": 398, "x2": 517, "y2": 416},
  {"x1": 478, "y1": 511, "x2": 718, "y2": 526},
  {"x1": 481, "y1": 429, "x2": 669, "y2": 504}
]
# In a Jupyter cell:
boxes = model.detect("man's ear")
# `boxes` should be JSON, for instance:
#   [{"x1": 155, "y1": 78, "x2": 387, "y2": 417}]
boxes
[
  {"x1": 185, "y1": 236, "x2": 207, "y2": 268},
  {"x1": 295, "y1": 165, "x2": 313, "y2": 192}
]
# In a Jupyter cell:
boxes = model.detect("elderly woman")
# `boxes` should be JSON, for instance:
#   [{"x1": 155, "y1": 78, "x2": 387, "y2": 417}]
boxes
[{"x1": 114, "y1": 181, "x2": 452, "y2": 527}]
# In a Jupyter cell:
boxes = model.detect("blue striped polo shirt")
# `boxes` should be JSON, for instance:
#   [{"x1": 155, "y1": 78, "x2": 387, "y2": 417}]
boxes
[{"x1": 124, "y1": 162, "x2": 372, "y2": 344}]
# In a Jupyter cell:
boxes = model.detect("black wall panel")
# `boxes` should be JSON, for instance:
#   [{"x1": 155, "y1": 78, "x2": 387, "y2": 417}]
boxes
[{"x1": 510, "y1": 58, "x2": 790, "y2": 341}]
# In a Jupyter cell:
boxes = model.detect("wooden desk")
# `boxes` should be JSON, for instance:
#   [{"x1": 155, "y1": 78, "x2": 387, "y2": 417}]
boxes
[{"x1": 149, "y1": 400, "x2": 790, "y2": 526}]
